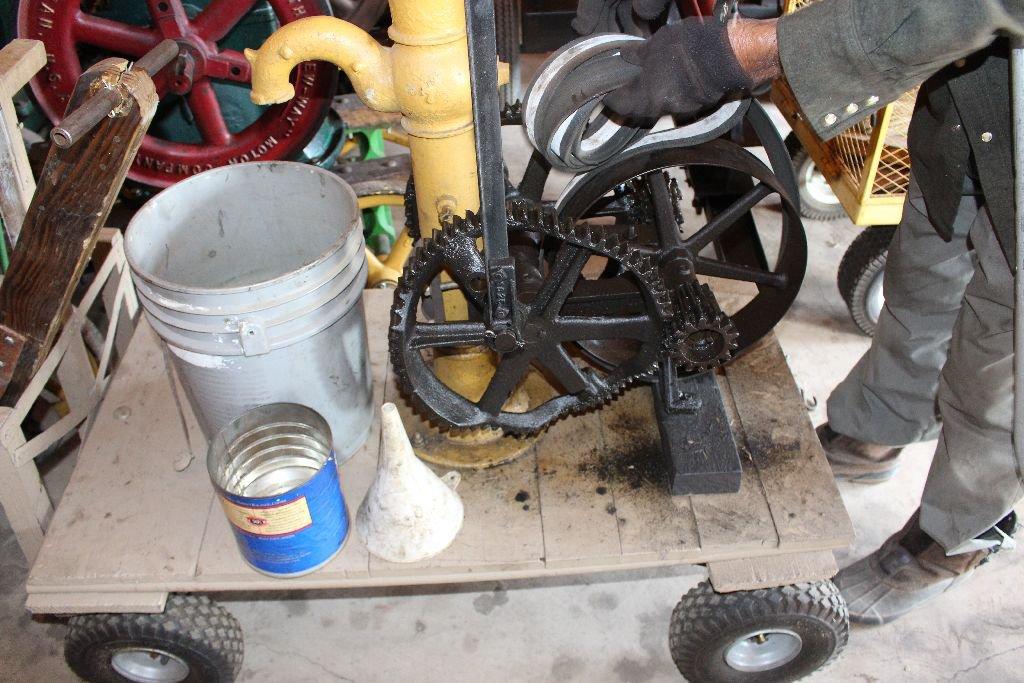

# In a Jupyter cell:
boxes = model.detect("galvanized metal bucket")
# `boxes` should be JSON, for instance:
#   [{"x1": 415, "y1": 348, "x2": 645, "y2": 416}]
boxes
[
  {"x1": 208, "y1": 403, "x2": 349, "y2": 577},
  {"x1": 125, "y1": 161, "x2": 372, "y2": 461}
]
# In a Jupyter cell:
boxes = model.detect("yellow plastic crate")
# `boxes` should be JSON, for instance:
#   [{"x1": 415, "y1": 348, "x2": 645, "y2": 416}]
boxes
[{"x1": 772, "y1": 0, "x2": 915, "y2": 226}]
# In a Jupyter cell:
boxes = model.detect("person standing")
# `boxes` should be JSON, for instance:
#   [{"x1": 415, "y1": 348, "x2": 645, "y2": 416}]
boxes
[{"x1": 599, "y1": 0, "x2": 1023, "y2": 624}]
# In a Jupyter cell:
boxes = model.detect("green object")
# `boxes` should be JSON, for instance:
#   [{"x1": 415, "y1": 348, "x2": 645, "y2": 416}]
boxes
[
  {"x1": 0, "y1": 216, "x2": 9, "y2": 274},
  {"x1": 349, "y1": 127, "x2": 396, "y2": 254}
]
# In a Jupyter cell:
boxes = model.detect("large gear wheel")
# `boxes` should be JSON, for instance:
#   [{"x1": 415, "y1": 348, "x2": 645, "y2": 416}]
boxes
[{"x1": 389, "y1": 199, "x2": 673, "y2": 435}]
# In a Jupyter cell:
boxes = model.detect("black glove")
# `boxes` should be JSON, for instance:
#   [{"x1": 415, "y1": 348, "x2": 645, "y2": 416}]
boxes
[
  {"x1": 572, "y1": 0, "x2": 674, "y2": 36},
  {"x1": 603, "y1": 16, "x2": 753, "y2": 122}
]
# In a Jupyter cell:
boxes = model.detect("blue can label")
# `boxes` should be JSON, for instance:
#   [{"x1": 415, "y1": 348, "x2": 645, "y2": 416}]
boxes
[{"x1": 219, "y1": 453, "x2": 349, "y2": 576}]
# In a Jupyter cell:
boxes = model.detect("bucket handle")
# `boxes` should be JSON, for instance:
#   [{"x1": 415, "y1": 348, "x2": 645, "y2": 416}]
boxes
[{"x1": 239, "y1": 320, "x2": 271, "y2": 356}]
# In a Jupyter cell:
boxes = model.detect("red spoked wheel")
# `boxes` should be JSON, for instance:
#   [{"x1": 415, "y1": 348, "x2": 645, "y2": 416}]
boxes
[{"x1": 19, "y1": 0, "x2": 339, "y2": 188}]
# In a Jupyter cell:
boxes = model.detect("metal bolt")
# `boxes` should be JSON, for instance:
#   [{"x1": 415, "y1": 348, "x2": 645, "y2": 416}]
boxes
[
  {"x1": 824, "y1": 113, "x2": 837, "y2": 126},
  {"x1": 0, "y1": 360, "x2": 6, "y2": 369},
  {"x1": 845, "y1": 103, "x2": 859, "y2": 115},
  {"x1": 3, "y1": 336, "x2": 13, "y2": 346},
  {"x1": 493, "y1": 330, "x2": 519, "y2": 354},
  {"x1": 981, "y1": 131, "x2": 993, "y2": 143},
  {"x1": 411, "y1": 432, "x2": 425, "y2": 447},
  {"x1": 114, "y1": 405, "x2": 132, "y2": 422},
  {"x1": 866, "y1": 95, "x2": 879, "y2": 106}
]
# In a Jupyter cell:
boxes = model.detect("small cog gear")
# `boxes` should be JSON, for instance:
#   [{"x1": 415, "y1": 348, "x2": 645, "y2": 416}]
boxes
[{"x1": 669, "y1": 280, "x2": 740, "y2": 372}]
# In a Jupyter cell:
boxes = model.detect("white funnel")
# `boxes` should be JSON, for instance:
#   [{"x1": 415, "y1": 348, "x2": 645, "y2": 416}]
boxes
[{"x1": 356, "y1": 403, "x2": 464, "y2": 562}]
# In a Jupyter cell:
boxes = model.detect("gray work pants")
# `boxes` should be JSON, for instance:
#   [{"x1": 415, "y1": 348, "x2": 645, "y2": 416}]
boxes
[{"x1": 826, "y1": 174, "x2": 1020, "y2": 552}]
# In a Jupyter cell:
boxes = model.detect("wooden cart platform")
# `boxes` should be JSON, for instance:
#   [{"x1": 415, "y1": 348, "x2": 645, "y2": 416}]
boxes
[{"x1": 25, "y1": 291, "x2": 854, "y2": 615}]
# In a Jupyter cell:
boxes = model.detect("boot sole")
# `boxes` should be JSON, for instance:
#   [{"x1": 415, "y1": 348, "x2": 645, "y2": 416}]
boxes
[{"x1": 831, "y1": 466, "x2": 899, "y2": 485}]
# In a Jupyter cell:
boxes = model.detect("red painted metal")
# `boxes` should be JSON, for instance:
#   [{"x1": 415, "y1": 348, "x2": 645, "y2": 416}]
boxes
[{"x1": 19, "y1": 0, "x2": 339, "y2": 188}]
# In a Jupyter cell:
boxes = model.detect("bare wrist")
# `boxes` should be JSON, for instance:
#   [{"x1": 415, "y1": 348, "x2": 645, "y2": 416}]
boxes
[{"x1": 727, "y1": 18, "x2": 781, "y2": 87}]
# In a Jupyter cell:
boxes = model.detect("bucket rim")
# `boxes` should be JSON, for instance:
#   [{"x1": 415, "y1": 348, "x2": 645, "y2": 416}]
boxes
[{"x1": 125, "y1": 162, "x2": 361, "y2": 297}]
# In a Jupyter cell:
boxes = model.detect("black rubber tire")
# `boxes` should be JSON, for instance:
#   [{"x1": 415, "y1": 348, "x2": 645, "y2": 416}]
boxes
[
  {"x1": 783, "y1": 133, "x2": 845, "y2": 222},
  {"x1": 791, "y1": 150, "x2": 847, "y2": 221},
  {"x1": 669, "y1": 581, "x2": 849, "y2": 683},
  {"x1": 837, "y1": 225, "x2": 896, "y2": 336},
  {"x1": 65, "y1": 594, "x2": 244, "y2": 683},
  {"x1": 495, "y1": 0, "x2": 522, "y2": 110}
]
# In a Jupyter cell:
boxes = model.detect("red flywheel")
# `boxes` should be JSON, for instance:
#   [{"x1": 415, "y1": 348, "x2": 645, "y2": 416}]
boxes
[{"x1": 19, "y1": 0, "x2": 339, "y2": 188}]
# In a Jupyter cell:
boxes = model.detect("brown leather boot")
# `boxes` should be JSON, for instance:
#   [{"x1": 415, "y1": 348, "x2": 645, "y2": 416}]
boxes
[
  {"x1": 816, "y1": 423, "x2": 903, "y2": 484},
  {"x1": 835, "y1": 511, "x2": 1013, "y2": 625}
]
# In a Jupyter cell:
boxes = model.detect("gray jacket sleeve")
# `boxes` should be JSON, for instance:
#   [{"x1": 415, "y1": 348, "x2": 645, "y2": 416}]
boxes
[{"x1": 777, "y1": 0, "x2": 1024, "y2": 138}]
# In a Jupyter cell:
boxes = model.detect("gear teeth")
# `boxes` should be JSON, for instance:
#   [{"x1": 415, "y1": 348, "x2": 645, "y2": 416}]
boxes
[
  {"x1": 668, "y1": 281, "x2": 740, "y2": 372},
  {"x1": 391, "y1": 198, "x2": 673, "y2": 436}
]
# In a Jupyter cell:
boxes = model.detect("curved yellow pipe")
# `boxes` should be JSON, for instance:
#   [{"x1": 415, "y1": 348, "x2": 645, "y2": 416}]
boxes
[
  {"x1": 357, "y1": 194, "x2": 405, "y2": 210},
  {"x1": 244, "y1": 16, "x2": 398, "y2": 112}
]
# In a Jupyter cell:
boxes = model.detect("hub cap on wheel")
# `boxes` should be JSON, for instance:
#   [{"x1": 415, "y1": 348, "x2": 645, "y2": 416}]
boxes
[
  {"x1": 19, "y1": 0, "x2": 338, "y2": 187},
  {"x1": 864, "y1": 268, "x2": 885, "y2": 326},
  {"x1": 111, "y1": 647, "x2": 190, "y2": 683},
  {"x1": 800, "y1": 159, "x2": 841, "y2": 207},
  {"x1": 724, "y1": 628, "x2": 804, "y2": 673}
]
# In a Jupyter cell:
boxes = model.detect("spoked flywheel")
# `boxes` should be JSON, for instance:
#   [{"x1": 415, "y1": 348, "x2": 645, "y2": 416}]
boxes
[
  {"x1": 390, "y1": 200, "x2": 674, "y2": 435},
  {"x1": 19, "y1": 0, "x2": 339, "y2": 187},
  {"x1": 557, "y1": 137, "x2": 806, "y2": 366}
]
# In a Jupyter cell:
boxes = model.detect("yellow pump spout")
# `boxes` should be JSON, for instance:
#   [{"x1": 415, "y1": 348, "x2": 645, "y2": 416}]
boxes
[
  {"x1": 244, "y1": 16, "x2": 398, "y2": 112},
  {"x1": 245, "y1": 0, "x2": 506, "y2": 277},
  {"x1": 248, "y1": 1, "x2": 527, "y2": 456}
]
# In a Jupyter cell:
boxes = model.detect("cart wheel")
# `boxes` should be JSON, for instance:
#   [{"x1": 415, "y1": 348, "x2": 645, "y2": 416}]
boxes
[
  {"x1": 837, "y1": 226, "x2": 896, "y2": 336},
  {"x1": 784, "y1": 133, "x2": 845, "y2": 221},
  {"x1": 669, "y1": 581, "x2": 848, "y2": 683},
  {"x1": 64, "y1": 594, "x2": 243, "y2": 683}
]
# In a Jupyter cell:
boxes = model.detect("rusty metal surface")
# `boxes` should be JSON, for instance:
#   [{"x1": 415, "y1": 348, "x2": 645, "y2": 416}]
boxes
[
  {"x1": 334, "y1": 154, "x2": 410, "y2": 196},
  {"x1": 331, "y1": 94, "x2": 403, "y2": 130}
]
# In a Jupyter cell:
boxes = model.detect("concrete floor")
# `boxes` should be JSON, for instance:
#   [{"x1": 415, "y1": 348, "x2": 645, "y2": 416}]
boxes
[{"x1": 3, "y1": 115, "x2": 1024, "y2": 682}]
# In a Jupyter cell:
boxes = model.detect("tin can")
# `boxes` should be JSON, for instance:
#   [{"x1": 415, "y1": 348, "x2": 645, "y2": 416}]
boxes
[{"x1": 208, "y1": 403, "x2": 349, "y2": 577}]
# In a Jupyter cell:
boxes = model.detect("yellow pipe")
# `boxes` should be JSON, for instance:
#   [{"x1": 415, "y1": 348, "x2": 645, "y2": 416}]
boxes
[
  {"x1": 357, "y1": 194, "x2": 405, "y2": 210},
  {"x1": 364, "y1": 229, "x2": 414, "y2": 288},
  {"x1": 246, "y1": 3, "x2": 484, "y2": 236},
  {"x1": 384, "y1": 229, "x2": 415, "y2": 273},
  {"x1": 383, "y1": 129, "x2": 410, "y2": 148},
  {"x1": 245, "y1": 16, "x2": 398, "y2": 111},
  {"x1": 365, "y1": 249, "x2": 400, "y2": 288},
  {"x1": 249, "y1": 3, "x2": 515, "y2": 412}
]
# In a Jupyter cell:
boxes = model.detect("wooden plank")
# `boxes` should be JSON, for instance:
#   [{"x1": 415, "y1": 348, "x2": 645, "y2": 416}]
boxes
[
  {"x1": 725, "y1": 336, "x2": 855, "y2": 551},
  {"x1": 707, "y1": 550, "x2": 838, "y2": 593},
  {"x1": 0, "y1": 39, "x2": 45, "y2": 243},
  {"x1": 26, "y1": 591, "x2": 167, "y2": 615},
  {"x1": 597, "y1": 387, "x2": 702, "y2": 562},
  {"x1": 368, "y1": 445, "x2": 545, "y2": 576},
  {"x1": 688, "y1": 372, "x2": 778, "y2": 555},
  {"x1": 25, "y1": 293, "x2": 852, "y2": 607},
  {"x1": 26, "y1": 320, "x2": 214, "y2": 589},
  {"x1": 537, "y1": 407, "x2": 622, "y2": 568},
  {"x1": 55, "y1": 331, "x2": 95, "y2": 416},
  {"x1": 0, "y1": 57, "x2": 158, "y2": 400}
]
